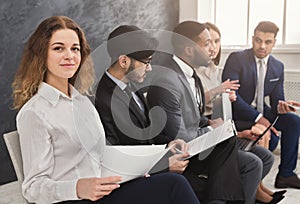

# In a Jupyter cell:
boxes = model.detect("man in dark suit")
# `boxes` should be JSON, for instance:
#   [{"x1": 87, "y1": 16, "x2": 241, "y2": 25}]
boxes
[
  {"x1": 146, "y1": 21, "x2": 264, "y2": 204},
  {"x1": 95, "y1": 25, "x2": 190, "y2": 175},
  {"x1": 96, "y1": 24, "x2": 246, "y2": 203},
  {"x1": 222, "y1": 21, "x2": 300, "y2": 189}
]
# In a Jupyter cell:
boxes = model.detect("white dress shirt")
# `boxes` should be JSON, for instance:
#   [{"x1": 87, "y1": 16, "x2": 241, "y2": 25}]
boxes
[
  {"x1": 173, "y1": 55, "x2": 198, "y2": 102},
  {"x1": 17, "y1": 82, "x2": 106, "y2": 203},
  {"x1": 106, "y1": 71, "x2": 145, "y2": 112}
]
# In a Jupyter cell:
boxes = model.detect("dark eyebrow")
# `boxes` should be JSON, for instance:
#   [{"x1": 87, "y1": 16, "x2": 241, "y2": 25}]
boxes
[
  {"x1": 50, "y1": 42, "x2": 64, "y2": 46},
  {"x1": 50, "y1": 42, "x2": 80, "y2": 46}
]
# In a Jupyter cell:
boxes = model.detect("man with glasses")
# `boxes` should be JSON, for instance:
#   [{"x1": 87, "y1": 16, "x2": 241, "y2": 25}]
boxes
[
  {"x1": 96, "y1": 25, "x2": 156, "y2": 145},
  {"x1": 95, "y1": 25, "x2": 190, "y2": 173}
]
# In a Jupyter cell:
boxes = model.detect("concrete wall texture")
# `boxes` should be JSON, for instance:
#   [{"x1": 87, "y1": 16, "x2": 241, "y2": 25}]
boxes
[{"x1": 0, "y1": 0, "x2": 179, "y2": 185}]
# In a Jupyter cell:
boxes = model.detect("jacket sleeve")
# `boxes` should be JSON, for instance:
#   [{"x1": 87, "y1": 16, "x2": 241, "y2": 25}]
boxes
[
  {"x1": 147, "y1": 72, "x2": 199, "y2": 142},
  {"x1": 222, "y1": 52, "x2": 260, "y2": 122}
]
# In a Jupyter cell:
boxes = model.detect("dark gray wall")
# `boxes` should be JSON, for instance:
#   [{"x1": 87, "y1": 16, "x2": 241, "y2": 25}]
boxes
[{"x1": 0, "y1": 0, "x2": 179, "y2": 185}]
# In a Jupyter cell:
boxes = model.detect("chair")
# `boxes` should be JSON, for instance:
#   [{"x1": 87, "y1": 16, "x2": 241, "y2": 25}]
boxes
[{"x1": 3, "y1": 131, "x2": 30, "y2": 204}]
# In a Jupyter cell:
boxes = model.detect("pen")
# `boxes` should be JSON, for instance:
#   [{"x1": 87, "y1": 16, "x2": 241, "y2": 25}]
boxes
[{"x1": 175, "y1": 147, "x2": 184, "y2": 154}]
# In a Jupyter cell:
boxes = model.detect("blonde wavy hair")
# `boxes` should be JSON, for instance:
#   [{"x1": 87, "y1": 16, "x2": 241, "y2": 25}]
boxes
[{"x1": 12, "y1": 16, "x2": 94, "y2": 110}]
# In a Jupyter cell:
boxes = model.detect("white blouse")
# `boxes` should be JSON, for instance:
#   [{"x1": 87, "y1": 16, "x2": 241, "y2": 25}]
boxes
[
  {"x1": 196, "y1": 63, "x2": 223, "y2": 115},
  {"x1": 17, "y1": 82, "x2": 106, "y2": 203}
]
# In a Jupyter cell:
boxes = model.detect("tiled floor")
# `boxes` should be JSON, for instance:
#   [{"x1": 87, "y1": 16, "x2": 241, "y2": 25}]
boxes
[{"x1": 0, "y1": 154, "x2": 299, "y2": 204}]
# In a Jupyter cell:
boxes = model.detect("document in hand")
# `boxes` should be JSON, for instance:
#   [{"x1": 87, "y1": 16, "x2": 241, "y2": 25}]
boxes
[
  {"x1": 101, "y1": 120, "x2": 236, "y2": 183},
  {"x1": 183, "y1": 119, "x2": 236, "y2": 160},
  {"x1": 238, "y1": 116, "x2": 279, "y2": 151},
  {"x1": 101, "y1": 144, "x2": 170, "y2": 183}
]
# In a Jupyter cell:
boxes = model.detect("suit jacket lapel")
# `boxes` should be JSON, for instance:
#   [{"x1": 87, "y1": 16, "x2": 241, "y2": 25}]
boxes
[
  {"x1": 170, "y1": 59, "x2": 201, "y2": 118},
  {"x1": 103, "y1": 74, "x2": 149, "y2": 128},
  {"x1": 127, "y1": 82, "x2": 149, "y2": 126},
  {"x1": 265, "y1": 56, "x2": 278, "y2": 81},
  {"x1": 249, "y1": 50, "x2": 258, "y2": 84}
]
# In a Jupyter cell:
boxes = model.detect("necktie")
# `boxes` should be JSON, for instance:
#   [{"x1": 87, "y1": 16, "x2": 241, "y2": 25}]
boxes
[
  {"x1": 257, "y1": 60, "x2": 264, "y2": 113},
  {"x1": 124, "y1": 83, "x2": 145, "y2": 113},
  {"x1": 192, "y1": 70, "x2": 205, "y2": 114},
  {"x1": 124, "y1": 83, "x2": 134, "y2": 98}
]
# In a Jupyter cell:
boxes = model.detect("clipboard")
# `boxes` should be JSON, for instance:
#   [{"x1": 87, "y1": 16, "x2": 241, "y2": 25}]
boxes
[{"x1": 238, "y1": 116, "x2": 279, "y2": 151}]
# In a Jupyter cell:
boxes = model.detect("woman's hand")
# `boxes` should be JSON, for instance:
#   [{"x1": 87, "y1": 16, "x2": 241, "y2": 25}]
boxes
[
  {"x1": 251, "y1": 123, "x2": 271, "y2": 149},
  {"x1": 237, "y1": 129, "x2": 257, "y2": 140},
  {"x1": 237, "y1": 123, "x2": 271, "y2": 149},
  {"x1": 222, "y1": 79, "x2": 240, "y2": 91},
  {"x1": 228, "y1": 90, "x2": 237, "y2": 102},
  {"x1": 208, "y1": 79, "x2": 240, "y2": 102},
  {"x1": 76, "y1": 176, "x2": 122, "y2": 201}
]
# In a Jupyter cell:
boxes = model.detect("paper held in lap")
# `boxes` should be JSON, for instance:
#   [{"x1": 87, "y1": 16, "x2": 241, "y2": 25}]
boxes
[{"x1": 101, "y1": 120, "x2": 236, "y2": 183}]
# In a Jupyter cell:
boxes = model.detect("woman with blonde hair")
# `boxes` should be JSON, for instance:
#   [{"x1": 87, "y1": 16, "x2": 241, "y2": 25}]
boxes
[{"x1": 12, "y1": 15, "x2": 200, "y2": 204}]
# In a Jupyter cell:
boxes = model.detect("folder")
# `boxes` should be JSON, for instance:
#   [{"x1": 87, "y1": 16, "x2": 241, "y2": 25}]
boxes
[
  {"x1": 101, "y1": 144, "x2": 170, "y2": 183},
  {"x1": 101, "y1": 120, "x2": 236, "y2": 182},
  {"x1": 238, "y1": 116, "x2": 279, "y2": 151}
]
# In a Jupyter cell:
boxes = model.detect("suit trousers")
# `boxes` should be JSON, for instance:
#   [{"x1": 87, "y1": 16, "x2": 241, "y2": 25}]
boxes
[
  {"x1": 57, "y1": 173, "x2": 199, "y2": 204},
  {"x1": 183, "y1": 137, "x2": 264, "y2": 204},
  {"x1": 237, "y1": 150, "x2": 262, "y2": 204},
  {"x1": 249, "y1": 145, "x2": 274, "y2": 179},
  {"x1": 265, "y1": 111, "x2": 300, "y2": 177},
  {"x1": 183, "y1": 137, "x2": 245, "y2": 203}
]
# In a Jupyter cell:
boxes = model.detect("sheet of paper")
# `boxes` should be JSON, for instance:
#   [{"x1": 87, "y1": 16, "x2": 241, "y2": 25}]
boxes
[
  {"x1": 187, "y1": 120, "x2": 235, "y2": 157},
  {"x1": 101, "y1": 144, "x2": 169, "y2": 183},
  {"x1": 222, "y1": 93, "x2": 233, "y2": 121},
  {"x1": 211, "y1": 93, "x2": 232, "y2": 121}
]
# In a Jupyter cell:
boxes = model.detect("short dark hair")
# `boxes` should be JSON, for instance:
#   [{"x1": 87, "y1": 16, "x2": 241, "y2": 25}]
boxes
[
  {"x1": 172, "y1": 21, "x2": 206, "y2": 54},
  {"x1": 254, "y1": 21, "x2": 279, "y2": 38},
  {"x1": 107, "y1": 25, "x2": 158, "y2": 64}
]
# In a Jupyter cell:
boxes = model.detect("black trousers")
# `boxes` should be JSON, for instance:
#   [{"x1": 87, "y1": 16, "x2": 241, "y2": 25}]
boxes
[
  {"x1": 57, "y1": 173, "x2": 199, "y2": 204},
  {"x1": 183, "y1": 137, "x2": 245, "y2": 203}
]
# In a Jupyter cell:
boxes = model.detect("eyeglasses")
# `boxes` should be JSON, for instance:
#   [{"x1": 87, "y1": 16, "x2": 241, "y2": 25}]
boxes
[{"x1": 131, "y1": 57, "x2": 152, "y2": 68}]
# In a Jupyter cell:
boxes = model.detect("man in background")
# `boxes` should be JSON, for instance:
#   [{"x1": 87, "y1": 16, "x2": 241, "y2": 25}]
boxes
[{"x1": 222, "y1": 21, "x2": 300, "y2": 189}]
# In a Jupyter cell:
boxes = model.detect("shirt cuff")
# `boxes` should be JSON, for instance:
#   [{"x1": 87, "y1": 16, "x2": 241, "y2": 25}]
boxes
[
  {"x1": 207, "y1": 126, "x2": 213, "y2": 131},
  {"x1": 254, "y1": 113, "x2": 263, "y2": 123},
  {"x1": 56, "y1": 179, "x2": 79, "y2": 201}
]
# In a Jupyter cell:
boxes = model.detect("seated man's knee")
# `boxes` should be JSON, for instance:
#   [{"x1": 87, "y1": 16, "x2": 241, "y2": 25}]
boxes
[{"x1": 238, "y1": 150, "x2": 263, "y2": 175}]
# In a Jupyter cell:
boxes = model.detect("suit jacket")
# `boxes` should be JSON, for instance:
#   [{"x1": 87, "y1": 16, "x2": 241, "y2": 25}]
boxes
[
  {"x1": 147, "y1": 53, "x2": 245, "y2": 202},
  {"x1": 147, "y1": 53, "x2": 210, "y2": 143},
  {"x1": 222, "y1": 49, "x2": 284, "y2": 122},
  {"x1": 95, "y1": 73, "x2": 153, "y2": 145}
]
